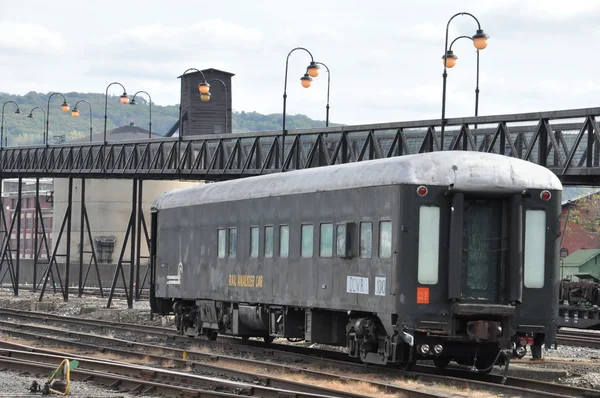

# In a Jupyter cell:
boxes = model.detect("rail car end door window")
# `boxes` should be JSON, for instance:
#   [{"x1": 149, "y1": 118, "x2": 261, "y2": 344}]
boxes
[
  {"x1": 524, "y1": 210, "x2": 546, "y2": 288},
  {"x1": 460, "y1": 200, "x2": 503, "y2": 302},
  {"x1": 418, "y1": 206, "x2": 440, "y2": 284}
]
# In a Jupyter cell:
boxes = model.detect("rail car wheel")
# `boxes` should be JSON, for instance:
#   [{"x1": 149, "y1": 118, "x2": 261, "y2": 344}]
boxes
[
  {"x1": 207, "y1": 330, "x2": 218, "y2": 341},
  {"x1": 263, "y1": 336, "x2": 275, "y2": 343},
  {"x1": 241, "y1": 336, "x2": 250, "y2": 341},
  {"x1": 398, "y1": 344, "x2": 416, "y2": 371},
  {"x1": 433, "y1": 356, "x2": 451, "y2": 370}
]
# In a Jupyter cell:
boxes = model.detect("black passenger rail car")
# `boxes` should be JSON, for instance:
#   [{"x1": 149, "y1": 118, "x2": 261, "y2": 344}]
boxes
[{"x1": 150, "y1": 151, "x2": 562, "y2": 370}]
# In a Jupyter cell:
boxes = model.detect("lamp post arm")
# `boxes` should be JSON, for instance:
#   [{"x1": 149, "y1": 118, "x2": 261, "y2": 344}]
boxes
[
  {"x1": 104, "y1": 82, "x2": 127, "y2": 144},
  {"x1": 182, "y1": 68, "x2": 208, "y2": 82},
  {"x1": 2, "y1": 101, "x2": 21, "y2": 149},
  {"x1": 179, "y1": 68, "x2": 209, "y2": 140},
  {"x1": 132, "y1": 91, "x2": 152, "y2": 138},
  {"x1": 28, "y1": 107, "x2": 47, "y2": 144},
  {"x1": 208, "y1": 79, "x2": 228, "y2": 134},
  {"x1": 46, "y1": 93, "x2": 67, "y2": 146},
  {"x1": 315, "y1": 62, "x2": 331, "y2": 127},
  {"x1": 283, "y1": 47, "x2": 316, "y2": 134},
  {"x1": 449, "y1": 35, "x2": 473, "y2": 50},
  {"x1": 446, "y1": 35, "x2": 481, "y2": 120},
  {"x1": 74, "y1": 99, "x2": 93, "y2": 142},
  {"x1": 442, "y1": 12, "x2": 483, "y2": 150}
]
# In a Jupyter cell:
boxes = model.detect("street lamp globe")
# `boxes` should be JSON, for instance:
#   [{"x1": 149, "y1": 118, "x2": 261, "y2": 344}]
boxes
[
  {"x1": 119, "y1": 93, "x2": 130, "y2": 104},
  {"x1": 200, "y1": 92, "x2": 211, "y2": 102},
  {"x1": 198, "y1": 81, "x2": 211, "y2": 95},
  {"x1": 300, "y1": 74, "x2": 312, "y2": 88},
  {"x1": 61, "y1": 101, "x2": 70, "y2": 112},
  {"x1": 442, "y1": 50, "x2": 458, "y2": 68},
  {"x1": 306, "y1": 62, "x2": 320, "y2": 78},
  {"x1": 472, "y1": 29, "x2": 489, "y2": 50},
  {"x1": 71, "y1": 108, "x2": 80, "y2": 117}
]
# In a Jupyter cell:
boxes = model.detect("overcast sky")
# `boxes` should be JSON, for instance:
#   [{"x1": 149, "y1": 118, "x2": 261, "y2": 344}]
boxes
[{"x1": 1, "y1": 0, "x2": 599, "y2": 126}]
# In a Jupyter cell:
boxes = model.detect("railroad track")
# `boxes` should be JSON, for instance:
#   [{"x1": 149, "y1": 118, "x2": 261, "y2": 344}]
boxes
[
  {"x1": 0, "y1": 284, "x2": 149, "y2": 300},
  {"x1": 557, "y1": 329, "x2": 600, "y2": 349},
  {"x1": 2, "y1": 344, "x2": 370, "y2": 398},
  {"x1": 0, "y1": 308, "x2": 598, "y2": 398}
]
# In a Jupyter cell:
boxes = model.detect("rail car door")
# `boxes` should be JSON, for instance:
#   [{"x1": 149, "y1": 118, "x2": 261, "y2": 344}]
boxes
[{"x1": 459, "y1": 198, "x2": 507, "y2": 303}]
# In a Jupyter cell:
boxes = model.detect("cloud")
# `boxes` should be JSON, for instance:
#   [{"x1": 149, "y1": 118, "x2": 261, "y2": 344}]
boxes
[
  {"x1": 0, "y1": 22, "x2": 66, "y2": 55},
  {"x1": 480, "y1": 0, "x2": 600, "y2": 21},
  {"x1": 393, "y1": 23, "x2": 442, "y2": 45},
  {"x1": 95, "y1": 19, "x2": 263, "y2": 59}
]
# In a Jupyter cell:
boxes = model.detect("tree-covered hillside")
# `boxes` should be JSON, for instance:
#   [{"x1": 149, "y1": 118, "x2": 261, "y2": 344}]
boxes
[{"x1": 0, "y1": 92, "x2": 337, "y2": 146}]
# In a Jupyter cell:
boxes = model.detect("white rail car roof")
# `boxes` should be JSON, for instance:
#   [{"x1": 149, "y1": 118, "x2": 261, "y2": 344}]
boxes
[{"x1": 153, "y1": 151, "x2": 562, "y2": 210}]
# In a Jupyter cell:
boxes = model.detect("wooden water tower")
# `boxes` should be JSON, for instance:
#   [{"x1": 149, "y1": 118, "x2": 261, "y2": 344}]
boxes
[{"x1": 179, "y1": 68, "x2": 234, "y2": 136}]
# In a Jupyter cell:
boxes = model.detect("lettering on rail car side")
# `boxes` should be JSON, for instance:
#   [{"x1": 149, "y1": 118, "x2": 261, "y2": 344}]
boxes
[
  {"x1": 375, "y1": 277, "x2": 386, "y2": 296},
  {"x1": 347, "y1": 276, "x2": 369, "y2": 295},
  {"x1": 228, "y1": 274, "x2": 264, "y2": 288},
  {"x1": 166, "y1": 263, "x2": 183, "y2": 285}
]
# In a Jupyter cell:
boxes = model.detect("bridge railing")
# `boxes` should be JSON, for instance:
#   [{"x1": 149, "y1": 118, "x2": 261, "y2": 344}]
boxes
[{"x1": 0, "y1": 107, "x2": 599, "y2": 183}]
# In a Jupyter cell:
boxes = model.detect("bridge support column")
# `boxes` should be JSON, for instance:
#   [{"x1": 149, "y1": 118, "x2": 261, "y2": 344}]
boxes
[{"x1": 15, "y1": 177, "x2": 22, "y2": 295}]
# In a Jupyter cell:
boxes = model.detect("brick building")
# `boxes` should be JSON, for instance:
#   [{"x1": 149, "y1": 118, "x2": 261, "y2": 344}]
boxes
[
  {"x1": 1, "y1": 178, "x2": 53, "y2": 259},
  {"x1": 560, "y1": 187, "x2": 600, "y2": 261}
]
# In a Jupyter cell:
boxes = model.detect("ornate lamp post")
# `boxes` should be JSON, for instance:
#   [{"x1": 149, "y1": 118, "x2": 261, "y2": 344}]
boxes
[
  {"x1": 1, "y1": 101, "x2": 21, "y2": 148},
  {"x1": 103, "y1": 82, "x2": 129, "y2": 144},
  {"x1": 315, "y1": 61, "x2": 331, "y2": 127},
  {"x1": 207, "y1": 79, "x2": 228, "y2": 133},
  {"x1": 178, "y1": 68, "x2": 211, "y2": 139},
  {"x1": 71, "y1": 99, "x2": 93, "y2": 142},
  {"x1": 282, "y1": 47, "x2": 320, "y2": 156},
  {"x1": 443, "y1": 35, "x2": 482, "y2": 127},
  {"x1": 45, "y1": 93, "x2": 70, "y2": 146},
  {"x1": 130, "y1": 91, "x2": 152, "y2": 138},
  {"x1": 440, "y1": 12, "x2": 489, "y2": 149},
  {"x1": 27, "y1": 107, "x2": 47, "y2": 145}
]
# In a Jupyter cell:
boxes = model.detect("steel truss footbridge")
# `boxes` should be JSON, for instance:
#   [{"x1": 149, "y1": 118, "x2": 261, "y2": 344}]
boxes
[{"x1": 1, "y1": 106, "x2": 599, "y2": 307}]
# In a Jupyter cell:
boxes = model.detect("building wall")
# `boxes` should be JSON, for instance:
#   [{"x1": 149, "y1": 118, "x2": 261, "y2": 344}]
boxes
[
  {"x1": 52, "y1": 178, "x2": 201, "y2": 264},
  {"x1": 1, "y1": 179, "x2": 53, "y2": 260},
  {"x1": 560, "y1": 203, "x2": 600, "y2": 257}
]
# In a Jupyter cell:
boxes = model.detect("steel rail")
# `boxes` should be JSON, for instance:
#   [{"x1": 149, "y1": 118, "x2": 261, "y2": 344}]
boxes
[
  {"x1": 0, "y1": 328, "x2": 440, "y2": 398},
  {"x1": 0, "y1": 311, "x2": 595, "y2": 398}
]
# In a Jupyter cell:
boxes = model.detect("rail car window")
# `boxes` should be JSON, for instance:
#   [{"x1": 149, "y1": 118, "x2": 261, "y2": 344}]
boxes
[
  {"x1": 320, "y1": 223, "x2": 333, "y2": 257},
  {"x1": 280, "y1": 225, "x2": 289, "y2": 258},
  {"x1": 265, "y1": 226, "x2": 274, "y2": 258},
  {"x1": 301, "y1": 224, "x2": 314, "y2": 258},
  {"x1": 524, "y1": 210, "x2": 546, "y2": 288},
  {"x1": 337, "y1": 224, "x2": 347, "y2": 257},
  {"x1": 360, "y1": 222, "x2": 373, "y2": 258},
  {"x1": 218, "y1": 229, "x2": 226, "y2": 258},
  {"x1": 250, "y1": 226, "x2": 259, "y2": 258},
  {"x1": 229, "y1": 227, "x2": 237, "y2": 258},
  {"x1": 379, "y1": 221, "x2": 392, "y2": 259},
  {"x1": 418, "y1": 206, "x2": 440, "y2": 285}
]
